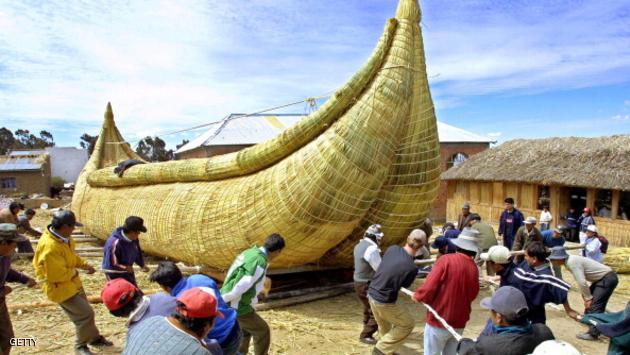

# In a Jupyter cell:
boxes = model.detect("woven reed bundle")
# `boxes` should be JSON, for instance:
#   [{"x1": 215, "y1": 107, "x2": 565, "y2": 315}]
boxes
[
  {"x1": 71, "y1": 0, "x2": 440, "y2": 269},
  {"x1": 604, "y1": 248, "x2": 630, "y2": 274}
]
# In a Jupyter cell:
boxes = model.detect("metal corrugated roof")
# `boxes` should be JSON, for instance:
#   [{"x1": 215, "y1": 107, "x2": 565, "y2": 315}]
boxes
[
  {"x1": 0, "y1": 155, "x2": 46, "y2": 171},
  {"x1": 175, "y1": 114, "x2": 493, "y2": 154}
]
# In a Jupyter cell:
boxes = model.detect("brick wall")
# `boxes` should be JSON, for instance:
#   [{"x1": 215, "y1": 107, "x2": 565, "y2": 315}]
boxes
[{"x1": 430, "y1": 143, "x2": 490, "y2": 222}]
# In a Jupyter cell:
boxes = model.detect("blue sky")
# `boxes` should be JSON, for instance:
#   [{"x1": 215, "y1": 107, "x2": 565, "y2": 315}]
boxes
[{"x1": 0, "y1": 0, "x2": 629, "y2": 149}]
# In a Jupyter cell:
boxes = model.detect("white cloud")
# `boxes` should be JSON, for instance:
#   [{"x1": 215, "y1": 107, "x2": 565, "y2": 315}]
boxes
[
  {"x1": 613, "y1": 114, "x2": 630, "y2": 121},
  {"x1": 0, "y1": 0, "x2": 629, "y2": 148},
  {"x1": 487, "y1": 132, "x2": 502, "y2": 138}
]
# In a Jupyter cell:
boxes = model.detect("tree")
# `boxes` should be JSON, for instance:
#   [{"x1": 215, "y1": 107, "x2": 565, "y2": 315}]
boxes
[
  {"x1": 135, "y1": 136, "x2": 174, "y2": 162},
  {"x1": 0, "y1": 127, "x2": 15, "y2": 155},
  {"x1": 176, "y1": 139, "x2": 189, "y2": 150},
  {"x1": 79, "y1": 133, "x2": 99, "y2": 156},
  {"x1": 12, "y1": 129, "x2": 55, "y2": 149}
]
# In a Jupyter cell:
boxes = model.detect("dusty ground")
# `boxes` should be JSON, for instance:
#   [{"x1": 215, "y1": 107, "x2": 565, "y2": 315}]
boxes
[{"x1": 4, "y1": 210, "x2": 627, "y2": 354}]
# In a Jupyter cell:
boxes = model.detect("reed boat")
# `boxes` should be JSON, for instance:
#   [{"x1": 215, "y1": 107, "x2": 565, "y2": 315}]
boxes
[{"x1": 71, "y1": 0, "x2": 441, "y2": 270}]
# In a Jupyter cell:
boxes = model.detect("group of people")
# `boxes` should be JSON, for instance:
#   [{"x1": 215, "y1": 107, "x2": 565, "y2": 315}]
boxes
[
  {"x1": 0, "y1": 207, "x2": 285, "y2": 355},
  {"x1": 0, "y1": 198, "x2": 626, "y2": 355},
  {"x1": 351, "y1": 197, "x2": 624, "y2": 355}
]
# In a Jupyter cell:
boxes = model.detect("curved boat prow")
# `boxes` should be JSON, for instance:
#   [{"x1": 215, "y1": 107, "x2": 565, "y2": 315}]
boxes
[{"x1": 72, "y1": 103, "x2": 144, "y2": 217}]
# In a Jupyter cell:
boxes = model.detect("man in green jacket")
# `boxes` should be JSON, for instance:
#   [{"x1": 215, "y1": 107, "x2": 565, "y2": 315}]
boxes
[
  {"x1": 468, "y1": 214, "x2": 498, "y2": 276},
  {"x1": 221, "y1": 234, "x2": 285, "y2": 355}
]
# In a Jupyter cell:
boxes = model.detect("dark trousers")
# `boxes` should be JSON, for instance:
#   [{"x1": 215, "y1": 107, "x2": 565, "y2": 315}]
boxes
[
  {"x1": 238, "y1": 311, "x2": 270, "y2": 355},
  {"x1": 354, "y1": 282, "x2": 378, "y2": 339},
  {"x1": 105, "y1": 272, "x2": 137, "y2": 287},
  {"x1": 587, "y1": 272, "x2": 619, "y2": 337},
  {"x1": 0, "y1": 297, "x2": 14, "y2": 355},
  {"x1": 503, "y1": 234, "x2": 514, "y2": 251},
  {"x1": 16, "y1": 240, "x2": 33, "y2": 254},
  {"x1": 221, "y1": 322, "x2": 243, "y2": 355}
]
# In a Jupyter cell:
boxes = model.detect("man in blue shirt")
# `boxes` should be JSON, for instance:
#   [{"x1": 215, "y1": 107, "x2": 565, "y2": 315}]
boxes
[
  {"x1": 150, "y1": 261, "x2": 241, "y2": 355},
  {"x1": 541, "y1": 226, "x2": 566, "y2": 279},
  {"x1": 498, "y1": 197, "x2": 524, "y2": 250}
]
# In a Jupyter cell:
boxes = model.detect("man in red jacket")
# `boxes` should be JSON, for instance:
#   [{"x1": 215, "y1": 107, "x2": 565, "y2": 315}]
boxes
[{"x1": 413, "y1": 228, "x2": 480, "y2": 355}]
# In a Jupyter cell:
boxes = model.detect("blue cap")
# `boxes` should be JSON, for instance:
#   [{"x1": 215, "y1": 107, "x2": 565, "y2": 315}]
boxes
[{"x1": 481, "y1": 286, "x2": 529, "y2": 321}]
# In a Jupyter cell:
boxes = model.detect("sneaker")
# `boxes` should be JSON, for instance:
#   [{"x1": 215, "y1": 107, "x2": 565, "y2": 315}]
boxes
[
  {"x1": 75, "y1": 346, "x2": 93, "y2": 355},
  {"x1": 576, "y1": 332, "x2": 598, "y2": 341},
  {"x1": 359, "y1": 337, "x2": 377, "y2": 345},
  {"x1": 89, "y1": 336, "x2": 114, "y2": 347}
]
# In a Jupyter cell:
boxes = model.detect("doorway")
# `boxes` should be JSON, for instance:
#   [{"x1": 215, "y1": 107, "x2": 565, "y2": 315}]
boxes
[{"x1": 569, "y1": 187, "x2": 587, "y2": 211}]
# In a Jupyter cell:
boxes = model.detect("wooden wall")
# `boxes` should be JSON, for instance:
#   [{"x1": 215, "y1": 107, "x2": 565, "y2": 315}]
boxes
[{"x1": 446, "y1": 180, "x2": 630, "y2": 247}]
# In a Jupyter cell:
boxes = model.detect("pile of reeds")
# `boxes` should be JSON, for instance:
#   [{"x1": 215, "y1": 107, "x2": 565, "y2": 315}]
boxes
[{"x1": 605, "y1": 247, "x2": 630, "y2": 274}]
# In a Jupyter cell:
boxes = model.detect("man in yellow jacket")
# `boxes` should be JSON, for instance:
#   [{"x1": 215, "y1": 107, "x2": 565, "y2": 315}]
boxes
[{"x1": 33, "y1": 210, "x2": 112, "y2": 355}]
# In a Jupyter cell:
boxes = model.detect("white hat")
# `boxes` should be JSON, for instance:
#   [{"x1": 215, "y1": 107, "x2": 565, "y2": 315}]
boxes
[
  {"x1": 480, "y1": 245, "x2": 510, "y2": 264},
  {"x1": 524, "y1": 216, "x2": 537, "y2": 225},
  {"x1": 532, "y1": 340, "x2": 582, "y2": 355},
  {"x1": 450, "y1": 228, "x2": 480, "y2": 252},
  {"x1": 586, "y1": 225, "x2": 598, "y2": 233}
]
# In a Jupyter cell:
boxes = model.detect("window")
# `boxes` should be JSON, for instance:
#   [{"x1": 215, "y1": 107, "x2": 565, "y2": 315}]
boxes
[
  {"x1": 618, "y1": 191, "x2": 630, "y2": 221},
  {"x1": 1, "y1": 177, "x2": 16, "y2": 189},
  {"x1": 447, "y1": 152, "x2": 468, "y2": 169},
  {"x1": 595, "y1": 189, "x2": 612, "y2": 218},
  {"x1": 537, "y1": 186, "x2": 551, "y2": 210}
]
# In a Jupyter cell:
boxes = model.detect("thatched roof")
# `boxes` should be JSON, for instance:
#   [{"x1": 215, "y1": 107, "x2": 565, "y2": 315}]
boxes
[{"x1": 442, "y1": 135, "x2": 630, "y2": 191}]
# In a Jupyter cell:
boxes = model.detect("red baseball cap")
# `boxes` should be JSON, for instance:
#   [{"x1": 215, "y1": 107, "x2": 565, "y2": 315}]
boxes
[
  {"x1": 177, "y1": 287, "x2": 224, "y2": 319},
  {"x1": 101, "y1": 278, "x2": 138, "y2": 311},
  {"x1": 583, "y1": 207, "x2": 591, "y2": 213}
]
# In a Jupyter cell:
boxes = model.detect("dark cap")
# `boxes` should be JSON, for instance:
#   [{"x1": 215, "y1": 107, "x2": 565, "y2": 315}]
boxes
[
  {"x1": 123, "y1": 216, "x2": 147, "y2": 233},
  {"x1": 504, "y1": 197, "x2": 514, "y2": 204},
  {"x1": 480, "y1": 286, "x2": 529, "y2": 321},
  {"x1": 469, "y1": 213, "x2": 481, "y2": 221},
  {"x1": 0, "y1": 223, "x2": 27, "y2": 243},
  {"x1": 52, "y1": 210, "x2": 83, "y2": 227},
  {"x1": 548, "y1": 246, "x2": 570, "y2": 260}
]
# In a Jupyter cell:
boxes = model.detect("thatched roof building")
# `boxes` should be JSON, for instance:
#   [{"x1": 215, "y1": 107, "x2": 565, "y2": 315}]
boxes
[
  {"x1": 442, "y1": 135, "x2": 630, "y2": 191},
  {"x1": 442, "y1": 135, "x2": 630, "y2": 247}
]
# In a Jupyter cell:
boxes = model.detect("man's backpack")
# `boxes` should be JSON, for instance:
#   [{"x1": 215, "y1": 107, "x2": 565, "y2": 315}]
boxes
[{"x1": 597, "y1": 234, "x2": 609, "y2": 254}]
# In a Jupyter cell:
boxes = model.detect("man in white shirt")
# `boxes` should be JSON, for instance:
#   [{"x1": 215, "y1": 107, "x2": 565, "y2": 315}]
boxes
[
  {"x1": 549, "y1": 246, "x2": 618, "y2": 341},
  {"x1": 583, "y1": 225, "x2": 603, "y2": 263},
  {"x1": 353, "y1": 224, "x2": 384, "y2": 345}
]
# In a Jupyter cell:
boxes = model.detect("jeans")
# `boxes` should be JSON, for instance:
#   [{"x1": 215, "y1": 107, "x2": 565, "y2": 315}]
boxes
[
  {"x1": 587, "y1": 273, "x2": 619, "y2": 337},
  {"x1": 423, "y1": 323, "x2": 463, "y2": 355},
  {"x1": 540, "y1": 223, "x2": 550, "y2": 231}
]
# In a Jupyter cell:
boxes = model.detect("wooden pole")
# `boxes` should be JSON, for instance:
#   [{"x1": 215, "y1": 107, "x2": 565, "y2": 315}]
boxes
[{"x1": 255, "y1": 286, "x2": 352, "y2": 311}]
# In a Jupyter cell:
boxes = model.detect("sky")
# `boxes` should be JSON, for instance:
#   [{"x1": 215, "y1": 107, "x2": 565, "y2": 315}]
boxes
[{"x1": 0, "y1": 0, "x2": 629, "y2": 149}]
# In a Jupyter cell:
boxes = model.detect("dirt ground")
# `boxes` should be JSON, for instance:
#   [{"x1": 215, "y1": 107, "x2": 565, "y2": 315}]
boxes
[{"x1": 4, "y1": 210, "x2": 627, "y2": 354}]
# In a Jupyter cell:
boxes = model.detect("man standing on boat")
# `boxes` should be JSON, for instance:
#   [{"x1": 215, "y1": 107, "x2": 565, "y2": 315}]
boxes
[
  {"x1": 353, "y1": 224, "x2": 384, "y2": 345},
  {"x1": 221, "y1": 233, "x2": 285, "y2": 355}
]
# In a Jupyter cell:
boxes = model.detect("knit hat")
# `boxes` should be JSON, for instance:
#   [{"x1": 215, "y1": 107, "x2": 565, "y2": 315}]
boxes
[{"x1": 365, "y1": 224, "x2": 384, "y2": 241}]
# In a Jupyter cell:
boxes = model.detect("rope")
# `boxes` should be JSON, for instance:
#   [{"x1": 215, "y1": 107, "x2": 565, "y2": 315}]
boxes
[
  {"x1": 399, "y1": 288, "x2": 464, "y2": 342},
  {"x1": 106, "y1": 92, "x2": 333, "y2": 146}
]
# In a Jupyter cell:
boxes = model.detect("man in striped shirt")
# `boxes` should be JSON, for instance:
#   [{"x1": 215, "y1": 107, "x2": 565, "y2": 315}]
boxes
[{"x1": 481, "y1": 245, "x2": 578, "y2": 327}]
